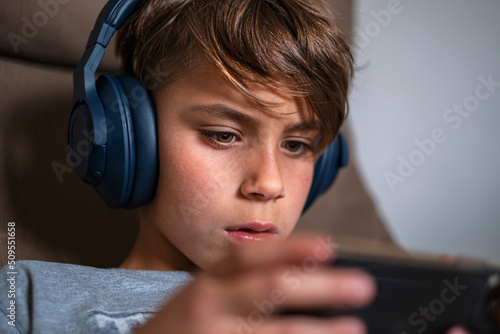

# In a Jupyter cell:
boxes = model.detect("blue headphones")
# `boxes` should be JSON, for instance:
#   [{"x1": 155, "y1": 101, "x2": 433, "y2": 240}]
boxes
[{"x1": 68, "y1": 0, "x2": 348, "y2": 212}]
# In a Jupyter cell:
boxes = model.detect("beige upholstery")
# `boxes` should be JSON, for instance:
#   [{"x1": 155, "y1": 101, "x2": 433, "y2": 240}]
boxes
[
  {"x1": 1, "y1": 1, "x2": 119, "y2": 70},
  {"x1": 0, "y1": 0, "x2": 400, "y2": 269}
]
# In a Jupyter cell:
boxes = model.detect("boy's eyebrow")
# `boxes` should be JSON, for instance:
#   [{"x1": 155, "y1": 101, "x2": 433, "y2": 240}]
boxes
[
  {"x1": 187, "y1": 104, "x2": 259, "y2": 127},
  {"x1": 283, "y1": 119, "x2": 320, "y2": 133},
  {"x1": 187, "y1": 103, "x2": 320, "y2": 133}
]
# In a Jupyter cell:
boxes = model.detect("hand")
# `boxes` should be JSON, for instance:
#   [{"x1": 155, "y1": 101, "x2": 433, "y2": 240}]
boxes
[
  {"x1": 134, "y1": 234, "x2": 376, "y2": 334},
  {"x1": 446, "y1": 326, "x2": 473, "y2": 334}
]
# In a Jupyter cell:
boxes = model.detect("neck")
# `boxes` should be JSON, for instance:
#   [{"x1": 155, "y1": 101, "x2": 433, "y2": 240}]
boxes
[{"x1": 119, "y1": 210, "x2": 197, "y2": 272}]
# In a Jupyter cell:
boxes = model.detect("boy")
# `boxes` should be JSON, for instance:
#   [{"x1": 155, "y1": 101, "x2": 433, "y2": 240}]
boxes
[
  {"x1": 0, "y1": 0, "x2": 376, "y2": 332},
  {"x1": 0, "y1": 0, "x2": 482, "y2": 333}
]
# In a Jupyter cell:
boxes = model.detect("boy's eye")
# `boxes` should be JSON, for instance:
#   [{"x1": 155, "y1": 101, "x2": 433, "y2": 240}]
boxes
[
  {"x1": 283, "y1": 141, "x2": 302, "y2": 152},
  {"x1": 283, "y1": 140, "x2": 313, "y2": 155},
  {"x1": 200, "y1": 130, "x2": 239, "y2": 149},
  {"x1": 216, "y1": 132, "x2": 236, "y2": 143}
]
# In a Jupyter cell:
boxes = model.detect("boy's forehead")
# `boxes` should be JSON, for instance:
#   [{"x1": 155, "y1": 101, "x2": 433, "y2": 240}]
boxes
[{"x1": 155, "y1": 63, "x2": 315, "y2": 123}]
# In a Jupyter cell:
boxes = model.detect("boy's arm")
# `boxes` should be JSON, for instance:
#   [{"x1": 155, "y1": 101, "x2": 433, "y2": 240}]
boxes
[{"x1": 134, "y1": 234, "x2": 376, "y2": 334}]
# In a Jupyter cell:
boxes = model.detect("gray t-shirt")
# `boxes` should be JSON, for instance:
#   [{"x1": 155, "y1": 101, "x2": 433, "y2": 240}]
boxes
[{"x1": 0, "y1": 260, "x2": 192, "y2": 334}]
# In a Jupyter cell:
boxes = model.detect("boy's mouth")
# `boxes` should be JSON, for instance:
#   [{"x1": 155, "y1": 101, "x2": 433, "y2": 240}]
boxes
[{"x1": 224, "y1": 222, "x2": 278, "y2": 243}]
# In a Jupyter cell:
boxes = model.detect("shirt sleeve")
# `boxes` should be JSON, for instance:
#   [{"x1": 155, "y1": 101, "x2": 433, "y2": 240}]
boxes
[{"x1": 0, "y1": 264, "x2": 30, "y2": 333}]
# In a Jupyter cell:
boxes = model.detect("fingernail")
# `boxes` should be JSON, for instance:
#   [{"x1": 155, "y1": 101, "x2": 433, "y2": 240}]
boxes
[
  {"x1": 447, "y1": 326, "x2": 471, "y2": 334},
  {"x1": 349, "y1": 273, "x2": 376, "y2": 302}
]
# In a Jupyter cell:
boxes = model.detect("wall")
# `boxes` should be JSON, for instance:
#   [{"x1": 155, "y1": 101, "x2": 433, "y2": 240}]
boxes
[{"x1": 349, "y1": 0, "x2": 500, "y2": 262}]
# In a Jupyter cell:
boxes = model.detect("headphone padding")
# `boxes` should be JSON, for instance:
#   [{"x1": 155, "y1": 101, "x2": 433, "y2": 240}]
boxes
[
  {"x1": 115, "y1": 74, "x2": 158, "y2": 208},
  {"x1": 95, "y1": 75, "x2": 136, "y2": 208}
]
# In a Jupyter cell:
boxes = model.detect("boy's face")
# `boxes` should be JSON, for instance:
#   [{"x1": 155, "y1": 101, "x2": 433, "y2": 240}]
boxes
[{"x1": 140, "y1": 65, "x2": 319, "y2": 270}]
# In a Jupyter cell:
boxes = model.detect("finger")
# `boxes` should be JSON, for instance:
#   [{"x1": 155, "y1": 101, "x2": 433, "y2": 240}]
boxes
[
  {"x1": 446, "y1": 326, "x2": 473, "y2": 334},
  {"x1": 251, "y1": 316, "x2": 366, "y2": 334},
  {"x1": 209, "y1": 266, "x2": 375, "y2": 314},
  {"x1": 275, "y1": 268, "x2": 375, "y2": 310},
  {"x1": 208, "y1": 234, "x2": 338, "y2": 276},
  {"x1": 438, "y1": 254, "x2": 455, "y2": 263}
]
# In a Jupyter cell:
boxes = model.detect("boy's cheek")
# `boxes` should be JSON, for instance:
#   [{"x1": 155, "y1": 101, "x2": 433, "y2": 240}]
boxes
[
  {"x1": 155, "y1": 149, "x2": 231, "y2": 219},
  {"x1": 285, "y1": 165, "x2": 314, "y2": 205}
]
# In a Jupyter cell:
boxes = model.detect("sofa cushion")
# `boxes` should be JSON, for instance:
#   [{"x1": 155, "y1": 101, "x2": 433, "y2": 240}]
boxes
[{"x1": 0, "y1": 0, "x2": 119, "y2": 70}]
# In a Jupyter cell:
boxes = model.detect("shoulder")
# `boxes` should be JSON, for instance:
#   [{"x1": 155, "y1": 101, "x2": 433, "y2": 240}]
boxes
[
  {"x1": 3, "y1": 259, "x2": 192, "y2": 286},
  {"x1": 2, "y1": 260, "x2": 193, "y2": 301},
  {"x1": 0, "y1": 260, "x2": 193, "y2": 333}
]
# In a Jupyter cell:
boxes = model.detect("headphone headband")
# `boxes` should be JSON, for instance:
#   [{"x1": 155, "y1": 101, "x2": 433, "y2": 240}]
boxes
[
  {"x1": 87, "y1": 0, "x2": 143, "y2": 48},
  {"x1": 71, "y1": 0, "x2": 143, "y2": 148}
]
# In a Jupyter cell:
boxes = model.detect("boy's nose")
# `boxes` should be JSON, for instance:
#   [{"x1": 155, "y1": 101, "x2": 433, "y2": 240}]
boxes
[{"x1": 240, "y1": 149, "x2": 285, "y2": 201}]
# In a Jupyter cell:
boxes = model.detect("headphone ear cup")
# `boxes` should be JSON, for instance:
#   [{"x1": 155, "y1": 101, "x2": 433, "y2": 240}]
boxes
[
  {"x1": 302, "y1": 133, "x2": 348, "y2": 213},
  {"x1": 93, "y1": 74, "x2": 158, "y2": 209},
  {"x1": 94, "y1": 74, "x2": 136, "y2": 208},
  {"x1": 115, "y1": 74, "x2": 158, "y2": 208}
]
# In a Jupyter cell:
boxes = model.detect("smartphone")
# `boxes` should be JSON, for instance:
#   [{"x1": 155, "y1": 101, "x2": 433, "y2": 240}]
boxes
[{"x1": 283, "y1": 252, "x2": 500, "y2": 334}]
